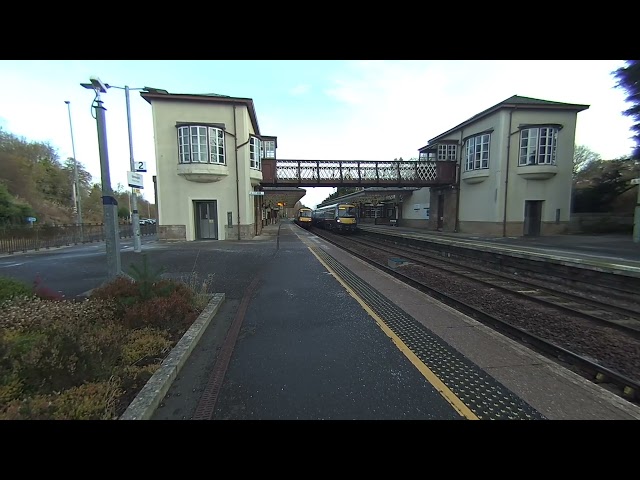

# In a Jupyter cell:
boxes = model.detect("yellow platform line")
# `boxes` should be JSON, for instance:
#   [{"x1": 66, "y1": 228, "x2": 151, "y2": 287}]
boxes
[{"x1": 306, "y1": 245, "x2": 479, "y2": 420}]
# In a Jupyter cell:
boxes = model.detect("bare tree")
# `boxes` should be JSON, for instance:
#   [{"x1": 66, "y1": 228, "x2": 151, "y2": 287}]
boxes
[{"x1": 573, "y1": 144, "x2": 602, "y2": 176}]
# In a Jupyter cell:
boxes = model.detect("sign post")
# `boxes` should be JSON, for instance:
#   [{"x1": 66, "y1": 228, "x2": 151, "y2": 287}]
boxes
[{"x1": 127, "y1": 171, "x2": 144, "y2": 189}]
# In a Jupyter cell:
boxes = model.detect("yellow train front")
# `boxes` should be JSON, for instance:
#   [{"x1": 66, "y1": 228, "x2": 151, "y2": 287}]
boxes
[
  {"x1": 311, "y1": 203, "x2": 358, "y2": 233},
  {"x1": 295, "y1": 207, "x2": 313, "y2": 229}
]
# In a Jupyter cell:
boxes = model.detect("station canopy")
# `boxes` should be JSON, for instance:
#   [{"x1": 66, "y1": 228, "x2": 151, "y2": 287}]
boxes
[
  {"x1": 316, "y1": 187, "x2": 420, "y2": 207},
  {"x1": 262, "y1": 186, "x2": 306, "y2": 209}
]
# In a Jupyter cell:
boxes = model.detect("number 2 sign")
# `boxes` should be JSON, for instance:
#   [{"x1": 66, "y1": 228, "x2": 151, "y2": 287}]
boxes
[{"x1": 135, "y1": 161, "x2": 147, "y2": 172}]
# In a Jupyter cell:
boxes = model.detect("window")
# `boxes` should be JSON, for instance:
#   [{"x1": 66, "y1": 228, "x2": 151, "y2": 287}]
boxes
[
  {"x1": 250, "y1": 136, "x2": 261, "y2": 170},
  {"x1": 338, "y1": 206, "x2": 356, "y2": 217},
  {"x1": 438, "y1": 144, "x2": 457, "y2": 161},
  {"x1": 262, "y1": 140, "x2": 276, "y2": 159},
  {"x1": 465, "y1": 134, "x2": 490, "y2": 171},
  {"x1": 519, "y1": 127, "x2": 558, "y2": 166},
  {"x1": 177, "y1": 126, "x2": 225, "y2": 164}
]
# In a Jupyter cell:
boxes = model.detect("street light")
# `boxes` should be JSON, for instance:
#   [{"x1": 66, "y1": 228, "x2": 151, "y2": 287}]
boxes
[
  {"x1": 104, "y1": 84, "x2": 146, "y2": 253},
  {"x1": 64, "y1": 100, "x2": 84, "y2": 242},
  {"x1": 81, "y1": 76, "x2": 121, "y2": 279}
]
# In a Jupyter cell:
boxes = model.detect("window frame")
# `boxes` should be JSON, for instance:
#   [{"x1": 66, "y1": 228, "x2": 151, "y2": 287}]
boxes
[
  {"x1": 250, "y1": 136, "x2": 261, "y2": 170},
  {"x1": 177, "y1": 125, "x2": 226, "y2": 165},
  {"x1": 262, "y1": 140, "x2": 276, "y2": 159},
  {"x1": 437, "y1": 144, "x2": 457, "y2": 161},
  {"x1": 464, "y1": 133, "x2": 491, "y2": 171},
  {"x1": 519, "y1": 126, "x2": 558, "y2": 166}
]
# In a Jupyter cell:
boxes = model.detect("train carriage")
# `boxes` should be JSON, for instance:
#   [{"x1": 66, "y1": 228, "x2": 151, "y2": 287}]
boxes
[
  {"x1": 295, "y1": 207, "x2": 313, "y2": 229},
  {"x1": 312, "y1": 203, "x2": 358, "y2": 232}
]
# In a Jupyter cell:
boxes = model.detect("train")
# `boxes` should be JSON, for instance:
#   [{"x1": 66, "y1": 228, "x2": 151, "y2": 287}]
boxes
[
  {"x1": 312, "y1": 202, "x2": 358, "y2": 232},
  {"x1": 295, "y1": 207, "x2": 313, "y2": 229}
]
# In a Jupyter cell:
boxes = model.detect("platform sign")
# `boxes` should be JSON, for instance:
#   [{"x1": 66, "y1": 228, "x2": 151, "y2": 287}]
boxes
[
  {"x1": 127, "y1": 171, "x2": 144, "y2": 189},
  {"x1": 135, "y1": 161, "x2": 147, "y2": 173},
  {"x1": 249, "y1": 191, "x2": 265, "y2": 196}
]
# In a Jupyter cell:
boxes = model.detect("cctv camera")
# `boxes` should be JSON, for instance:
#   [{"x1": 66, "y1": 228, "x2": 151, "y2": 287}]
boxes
[{"x1": 89, "y1": 76, "x2": 108, "y2": 93}]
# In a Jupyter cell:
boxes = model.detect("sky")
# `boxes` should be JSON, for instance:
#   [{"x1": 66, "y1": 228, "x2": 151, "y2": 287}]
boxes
[{"x1": 0, "y1": 60, "x2": 635, "y2": 209}]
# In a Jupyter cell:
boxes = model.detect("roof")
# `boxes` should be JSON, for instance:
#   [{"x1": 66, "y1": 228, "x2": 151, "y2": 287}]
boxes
[
  {"x1": 418, "y1": 95, "x2": 590, "y2": 151},
  {"x1": 140, "y1": 90, "x2": 261, "y2": 136},
  {"x1": 317, "y1": 187, "x2": 419, "y2": 207}
]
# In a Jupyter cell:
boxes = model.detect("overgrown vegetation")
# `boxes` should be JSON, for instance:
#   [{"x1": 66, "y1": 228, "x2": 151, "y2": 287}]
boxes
[
  {"x1": 0, "y1": 258, "x2": 213, "y2": 420},
  {"x1": 571, "y1": 153, "x2": 639, "y2": 214},
  {"x1": 0, "y1": 127, "x2": 157, "y2": 226}
]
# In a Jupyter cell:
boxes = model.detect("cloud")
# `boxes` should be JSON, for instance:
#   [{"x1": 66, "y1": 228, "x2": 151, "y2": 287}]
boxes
[{"x1": 290, "y1": 84, "x2": 311, "y2": 96}]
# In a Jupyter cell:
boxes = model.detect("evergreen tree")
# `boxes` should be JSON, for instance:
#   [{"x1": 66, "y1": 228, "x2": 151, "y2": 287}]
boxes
[{"x1": 614, "y1": 60, "x2": 640, "y2": 159}]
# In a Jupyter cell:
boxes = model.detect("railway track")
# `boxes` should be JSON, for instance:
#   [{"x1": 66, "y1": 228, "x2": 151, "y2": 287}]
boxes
[
  {"x1": 305, "y1": 225, "x2": 640, "y2": 403},
  {"x1": 356, "y1": 234, "x2": 640, "y2": 338}
]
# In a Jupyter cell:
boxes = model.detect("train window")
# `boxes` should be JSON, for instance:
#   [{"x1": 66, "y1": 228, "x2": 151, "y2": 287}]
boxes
[{"x1": 337, "y1": 206, "x2": 356, "y2": 217}]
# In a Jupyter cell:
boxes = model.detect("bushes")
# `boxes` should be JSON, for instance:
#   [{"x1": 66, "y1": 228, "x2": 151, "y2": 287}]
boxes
[
  {"x1": 0, "y1": 256, "x2": 210, "y2": 420},
  {"x1": 0, "y1": 277, "x2": 33, "y2": 304}
]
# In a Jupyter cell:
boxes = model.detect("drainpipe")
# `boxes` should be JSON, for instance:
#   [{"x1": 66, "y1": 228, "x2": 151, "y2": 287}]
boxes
[
  {"x1": 454, "y1": 128, "x2": 463, "y2": 232},
  {"x1": 503, "y1": 108, "x2": 515, "y2": 237},
  {"x1": 233, "y1": 105, "x2": 241, "y2": 240},
  {"x1": 233, "y1": 108, "x2": 252, "y2": 241}
]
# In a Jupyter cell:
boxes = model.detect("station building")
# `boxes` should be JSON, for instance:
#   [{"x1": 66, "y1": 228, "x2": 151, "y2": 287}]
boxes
[{"x1": 143, "y1": 90, "x2": 588, "y2": 240}]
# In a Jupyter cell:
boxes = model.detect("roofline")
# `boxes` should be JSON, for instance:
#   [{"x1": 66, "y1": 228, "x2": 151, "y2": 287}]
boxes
[
  {"x1": 140, "y1": 91, "x2": 261, "y2": 136},
  {"x1": 420, "y1": 97, "x2": 590, "y2": 149}
]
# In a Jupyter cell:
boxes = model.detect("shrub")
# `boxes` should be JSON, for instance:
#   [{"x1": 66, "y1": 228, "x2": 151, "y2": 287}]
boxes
[
  {"x1": 122, "y1": 289, "x2": 198, "y2": 336},
  {"x1": 128, "y1": 254, "x2": 166, "y2": 300},
  {"x1": 0, "y1": 378, "x2": 122, "y2": 420},
  {"x1": 32, "y1": 275, "x2": 64, "y2": 301},
  {"x1": 121, "y1": 328, "x2": 172, "y2": 366},
  {"x1": 0, "y1": 297, "x2": 125, "y2": 399},
  {"x1": 0, "y1": 276, "x2": 33, "y2": 304}
]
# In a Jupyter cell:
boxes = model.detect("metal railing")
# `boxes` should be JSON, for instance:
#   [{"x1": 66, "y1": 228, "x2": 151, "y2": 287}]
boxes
[{"x1": 0, "y1": 223, "x2": 157, "y2": 255}]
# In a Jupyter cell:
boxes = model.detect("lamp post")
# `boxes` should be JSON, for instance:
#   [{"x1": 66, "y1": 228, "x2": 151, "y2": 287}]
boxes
[
  {"x1": 104, "y1": 84, "x2": 146, "y2": 253},
  {"x1": 81, "y1": 77, "x2": 121, "y2": 279},
  {"x1": 64, "y1": 100, "x2": 84, "y2": 242}
]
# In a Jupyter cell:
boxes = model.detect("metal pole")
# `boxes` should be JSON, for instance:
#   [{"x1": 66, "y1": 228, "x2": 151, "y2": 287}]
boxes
[
  {"x1": 633, "y1": 180, "x2": 640, "y2": 243},
  {"x1": 65, "y1": 101, "x2": 84, "y2": 242},
  {"x1": 94, "y1": 95, "x2": 122, "y2": 278},
  {"x1": 125, "y1": 86, "x2": 142, "y2": 252}
]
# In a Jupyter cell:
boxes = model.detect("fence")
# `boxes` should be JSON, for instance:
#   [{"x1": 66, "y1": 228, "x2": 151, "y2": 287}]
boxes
[{"x1": 0, "y1": 223, "x2": 157, "y2": 255}]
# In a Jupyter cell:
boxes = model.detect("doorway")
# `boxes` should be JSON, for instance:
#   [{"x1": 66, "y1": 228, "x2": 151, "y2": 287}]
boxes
[
  {"x1": 437, "y1": 194, "x2": 444, "y2": 230},
  {"x1": 523, "y1": 200, "x2": 543, "y2": 236},
  {"x1": 194, "y1": 201, "x2": 218, "y2": 240}
]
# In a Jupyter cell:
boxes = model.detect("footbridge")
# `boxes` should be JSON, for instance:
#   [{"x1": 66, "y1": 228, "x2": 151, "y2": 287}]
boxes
[{"x1": 260, "y1": 159, "x2": 456, "y2": 187}]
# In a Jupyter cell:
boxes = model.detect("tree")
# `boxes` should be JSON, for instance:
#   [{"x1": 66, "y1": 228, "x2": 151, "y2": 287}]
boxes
[
  {"x1": 0, "y1": 182, "x2": 34, "y2": 225},
  {"x1": 118, "y1": 206, "x2": 130, "y2": 222},
  {"x1": 321, "y1": 187, "x2": 363, "y2": 204},
  {"x1": 572, "y1": 156, "x2": 639, "y2": 212},
  {"x1": 573, "y1": 145, "x2": 601, "y2": 176},
  {"x1": 62, "y1": 157, "x2": 93, "y2": 201},
  {"x1": 614, "y1": 60, "x2": 640, "y2": 159}
]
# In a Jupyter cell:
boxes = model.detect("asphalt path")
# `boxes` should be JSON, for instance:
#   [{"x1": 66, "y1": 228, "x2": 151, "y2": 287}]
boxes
[
  {"x1": 0, "y1": 237, "x2": 159, "y2": 298},
  {"x1": 155, "y1": 224, "x2": 463, "y2": 420}
]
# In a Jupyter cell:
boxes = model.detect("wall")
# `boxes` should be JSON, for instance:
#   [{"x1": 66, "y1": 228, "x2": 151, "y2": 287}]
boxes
[
  {"x1": 401, "y1": 187, "x2": 430, "y2": 222},
  {"x1": 150, "y1": 99, "x2": 257, "y2": 241}
]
